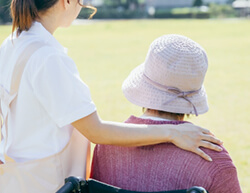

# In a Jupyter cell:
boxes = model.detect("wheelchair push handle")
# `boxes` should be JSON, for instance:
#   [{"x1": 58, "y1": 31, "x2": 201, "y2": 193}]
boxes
[
  {"x1": 187, "y1": 186, "x2": 207, "y2": 193},
  {"x1": 56, "y1": 176, "x2": 86, "y2": 193}
]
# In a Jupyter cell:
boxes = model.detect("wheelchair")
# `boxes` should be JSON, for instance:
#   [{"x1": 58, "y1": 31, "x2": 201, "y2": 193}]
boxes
[{"x1": 56, "y1": 176, "x2": 208, "y2": 193}]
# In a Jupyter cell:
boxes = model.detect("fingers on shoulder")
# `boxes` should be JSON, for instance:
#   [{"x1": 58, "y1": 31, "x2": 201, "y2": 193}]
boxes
[
  {"x1": 202, "y1": 134, "x2": 223, "y2": 145},
  {"x1": 193, "y1": 148, "x2": 212, "y2": 162}
]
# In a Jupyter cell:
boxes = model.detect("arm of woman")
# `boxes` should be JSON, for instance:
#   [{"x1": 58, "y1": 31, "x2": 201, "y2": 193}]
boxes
[{"x1": 72, "y1": 111, "x2": 223, "y2": 162}]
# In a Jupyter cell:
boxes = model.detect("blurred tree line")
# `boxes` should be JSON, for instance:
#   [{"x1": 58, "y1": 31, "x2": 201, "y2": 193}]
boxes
[
  {"x1": 0, "y1": 0, "x2": 11, "y2": 23},
  {"x1": 79, "y1": 0, "x2": 146, "y2": 19},
  {"x1": 103, "y1": 0, "x2": 142, "y2": 9},
  {"x1": 80, "y1": 0, "x2": 237, "y2": 19},
  {"x1": 0, "y1": 0, "x2": 238, "y2": 24}
]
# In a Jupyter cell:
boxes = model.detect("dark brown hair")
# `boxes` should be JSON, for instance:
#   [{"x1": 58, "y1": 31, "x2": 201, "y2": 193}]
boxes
[
  {"x1": 10, "y1": 0, "x2": 97, "y2": 36},
  {"x1": 10, "y1": 0, "x2": 58, "y2": 36}
]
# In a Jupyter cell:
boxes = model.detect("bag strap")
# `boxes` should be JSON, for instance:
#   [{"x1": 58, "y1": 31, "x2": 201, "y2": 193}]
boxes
[{"x1": 0, "y1": 42, "x2": 45, "y2": 163}]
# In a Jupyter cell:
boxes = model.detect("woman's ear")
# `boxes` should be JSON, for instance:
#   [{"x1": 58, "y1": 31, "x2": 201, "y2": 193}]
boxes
[{"x1": 62, "y1": 0, "x2": 70, "y2": 9}]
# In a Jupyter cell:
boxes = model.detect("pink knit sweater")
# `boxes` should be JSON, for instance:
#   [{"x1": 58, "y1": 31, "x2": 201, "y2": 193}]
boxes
[{"x1": 91, "y1": 116, "x2": 242, "y2": 193}]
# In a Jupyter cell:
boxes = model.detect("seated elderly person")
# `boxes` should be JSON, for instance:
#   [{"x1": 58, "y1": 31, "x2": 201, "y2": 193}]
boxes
[{"x1": 90, "y1": 34, "x2": 242, "y2": 193}]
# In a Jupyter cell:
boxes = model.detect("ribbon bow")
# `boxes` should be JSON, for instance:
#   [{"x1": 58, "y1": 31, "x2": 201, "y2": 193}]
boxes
[{"x1": 143, "y1": 74, "x2": 200, "y2": 116}]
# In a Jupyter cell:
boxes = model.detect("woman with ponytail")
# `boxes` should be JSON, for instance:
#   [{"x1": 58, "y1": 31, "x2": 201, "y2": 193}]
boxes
[{"x1": 0, "y1": 0, "x2": 223, "y2": 192}]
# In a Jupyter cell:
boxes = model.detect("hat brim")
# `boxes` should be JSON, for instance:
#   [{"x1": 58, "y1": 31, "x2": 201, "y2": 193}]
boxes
[{"x1": 122, "y1": 63, "x2": 209, "y2": 115}]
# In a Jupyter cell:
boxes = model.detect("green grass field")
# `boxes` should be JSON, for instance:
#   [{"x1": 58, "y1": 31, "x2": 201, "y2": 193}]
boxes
[{"x1": 1, "y1": 19, "x2": 250, "y2": 192}]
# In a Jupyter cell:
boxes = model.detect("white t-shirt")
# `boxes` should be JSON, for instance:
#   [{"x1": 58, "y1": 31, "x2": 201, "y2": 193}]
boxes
[{"x1": 0, "y1": 22, "x2": 96, "y2": 163}]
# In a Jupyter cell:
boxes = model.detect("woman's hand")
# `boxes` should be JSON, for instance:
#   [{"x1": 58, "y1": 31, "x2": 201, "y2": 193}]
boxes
[{"x1": 170, "y1": 123, "x2": 223, "y2": 161}]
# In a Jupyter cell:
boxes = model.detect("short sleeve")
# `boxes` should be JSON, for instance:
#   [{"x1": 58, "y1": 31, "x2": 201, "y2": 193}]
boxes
[{"x1": 30, "y1": 50, "x2": 96, "y2": 127}]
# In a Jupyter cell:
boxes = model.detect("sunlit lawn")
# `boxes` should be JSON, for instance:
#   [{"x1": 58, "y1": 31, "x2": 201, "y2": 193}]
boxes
[{"x1": 1, "y1": 19, "x2": 250, "y2": 192}]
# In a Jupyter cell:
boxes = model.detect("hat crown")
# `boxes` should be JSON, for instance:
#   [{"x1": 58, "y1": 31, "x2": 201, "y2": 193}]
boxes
[
  {"x1": 122, "y1": 34, "x2": 209, "y2": 115},
  {"x1": 144, "y1": 34, "x2": 208, "y2": 91}
]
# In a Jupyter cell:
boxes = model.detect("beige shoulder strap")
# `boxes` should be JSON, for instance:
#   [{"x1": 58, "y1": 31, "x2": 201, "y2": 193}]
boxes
[
  {"x1": 0, "y1": 42, "x2": 44, "y2": 162},
  {"x1": 0, "y1": 41, "x2": 44, "y2": 117},
  {"x1": 10, "y1": 42, "x2": 45, "y2": 95}
]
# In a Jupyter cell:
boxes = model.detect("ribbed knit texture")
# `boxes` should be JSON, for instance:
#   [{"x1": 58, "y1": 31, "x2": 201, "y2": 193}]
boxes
[{"x1": 91, "y1": 116, "x2": 242, "y2": 193}]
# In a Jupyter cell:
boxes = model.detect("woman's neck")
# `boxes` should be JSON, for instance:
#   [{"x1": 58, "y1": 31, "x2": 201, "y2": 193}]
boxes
[
  {"x1": 36, "y1": 17, "x2": 58, "y2": 34},
  {"x1": 36, "y1": 6, "x2": 62, "y2": 35}
]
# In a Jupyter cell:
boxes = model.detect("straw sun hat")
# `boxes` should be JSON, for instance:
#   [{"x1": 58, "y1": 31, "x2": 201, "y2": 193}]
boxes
[{"x1": 122, "y1": 34, "x2": 209, "y2": 116}]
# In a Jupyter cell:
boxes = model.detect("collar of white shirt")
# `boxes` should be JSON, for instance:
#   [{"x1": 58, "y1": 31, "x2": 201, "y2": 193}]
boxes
[
  {"x1": 18, "y1": 21, "x2": 68, "y2": 54},
  {"x1": 140, "y1": 115, "x2": 171, "y2": 121}
]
